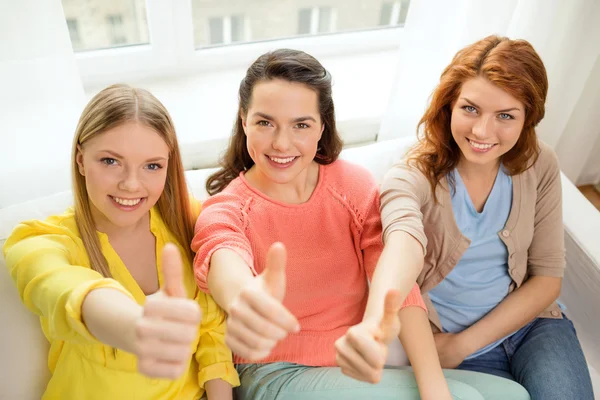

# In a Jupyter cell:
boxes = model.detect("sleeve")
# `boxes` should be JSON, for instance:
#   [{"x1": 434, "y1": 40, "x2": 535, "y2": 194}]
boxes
[
  {"x1": 2, "y1": 229, "x2": 134, "y2": 344},
  {"x1": 191, "y1": 193, "x2": 256, "y2": 293},
  {"x1": 527, "y1": 145, "x2": 566, "y2": 277},
  {"x1": 399, "y1": 283, "x2": 427, "y2": 313},
  {"x1": 379, "y1": 165, "x2": 430, "y2": 255},
  {"x1": 195, "y1": 292, "x2": 240, "y2": 389}
]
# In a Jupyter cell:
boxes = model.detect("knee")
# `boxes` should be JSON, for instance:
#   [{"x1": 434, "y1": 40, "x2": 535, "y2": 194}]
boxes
[{"x1": 446, "y1": 379, "x2": 485, "y2": 400}]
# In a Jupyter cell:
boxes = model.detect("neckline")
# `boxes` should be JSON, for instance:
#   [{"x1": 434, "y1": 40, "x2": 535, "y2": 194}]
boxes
[
  {"x1": 453, "y1": 167, "x2": 504, "y2": 216},
  {"x1": 239, "y1": 163, "x2": 325, "y2": 208},
  {"x1": 96, "y1": 207, "x2": 161, "y2": 301}
]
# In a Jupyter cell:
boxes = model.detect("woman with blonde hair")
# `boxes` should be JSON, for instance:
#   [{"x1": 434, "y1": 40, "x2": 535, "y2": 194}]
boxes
[
  {"x1": 370, "y1": 35, "x2": 594, "y2": 399},
  {"x1": 3, "y1": 84, "x2": 239, "y2": 399}
]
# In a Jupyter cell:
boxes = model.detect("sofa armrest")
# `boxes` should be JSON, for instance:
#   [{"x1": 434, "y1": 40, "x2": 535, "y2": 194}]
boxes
[{"x1": 558, "y1": 173, "x2": 600, "y2": 373}]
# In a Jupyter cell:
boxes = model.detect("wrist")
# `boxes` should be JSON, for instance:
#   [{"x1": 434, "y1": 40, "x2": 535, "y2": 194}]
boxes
[{"x1": 455, "y1": 329, "x2": 479, "y2": 356}]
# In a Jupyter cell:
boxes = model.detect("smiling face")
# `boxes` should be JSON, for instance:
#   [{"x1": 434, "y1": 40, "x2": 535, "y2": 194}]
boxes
[
  {"x1": 76, "y1": 121, "x2": 169, "y2": 232},
  {"x1": 241, "y1": 78, "x2": 324, "y2": 189},
  {"x1": 451, "y1": 76, "x2": 526, "y2": 171}
]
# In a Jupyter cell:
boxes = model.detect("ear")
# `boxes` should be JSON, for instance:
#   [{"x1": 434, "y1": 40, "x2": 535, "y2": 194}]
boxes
[
  {"x1": 240, "y1": 111, "x2": 248, "y2": 136},
  {"x1": 75, "y1": 145, "x2": 86, "y2": 176}
]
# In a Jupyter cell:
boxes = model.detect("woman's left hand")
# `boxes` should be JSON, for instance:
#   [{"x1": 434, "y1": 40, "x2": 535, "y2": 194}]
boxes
[{"x1": 433, "y1": 332, "x2": 472, "y2": 369}]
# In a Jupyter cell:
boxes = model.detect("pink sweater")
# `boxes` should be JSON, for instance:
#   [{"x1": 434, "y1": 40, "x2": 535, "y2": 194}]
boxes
[{"x1": 192, "y1": 160, "x2": 426, "y2": 366}]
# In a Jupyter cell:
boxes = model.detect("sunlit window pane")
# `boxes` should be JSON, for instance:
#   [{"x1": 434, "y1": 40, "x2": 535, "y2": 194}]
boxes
[
  {"x1": 61, "y1": 0, "x2": 149, "y2": 52},
  {"x1": 192, "y1": 0, "x2": 411, "y2": 49}
]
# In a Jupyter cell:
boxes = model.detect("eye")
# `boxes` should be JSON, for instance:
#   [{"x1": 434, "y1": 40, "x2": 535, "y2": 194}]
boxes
[
  {"x1": 295, "y1": 123, "x2": 310, "y2": 129},
  {"x1": 462, "y1": 105, "x2": 477, "y2": 114},
  {"x1": 101, "y1": 157, "x2": 117, "y2": 166},
  {"x1": 257, "y1": 120, "x2": 272, "y2": 127},
  {"x1": 498, "y1": 113, "x2": 514, "y2": 120},
  {"x1": 146, "y1": 163, "x2": 163, "y2": 171}
]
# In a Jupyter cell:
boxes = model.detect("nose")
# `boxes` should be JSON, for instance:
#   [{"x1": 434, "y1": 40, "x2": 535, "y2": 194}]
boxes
[
  {"x1": 472, "y1": 114, "x2": 493, "y2": 139},
  {"x1": 272, "y1": 128, "x2": 292, "y2": 152},
  {"x1": 118, "y1": 167, "x2": 142, "y2": 192}
]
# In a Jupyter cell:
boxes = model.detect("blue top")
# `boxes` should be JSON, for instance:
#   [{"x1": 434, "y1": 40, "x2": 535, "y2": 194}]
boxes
[{"x1": 429, "y1": 166, "x2": 515, "y2": 359}]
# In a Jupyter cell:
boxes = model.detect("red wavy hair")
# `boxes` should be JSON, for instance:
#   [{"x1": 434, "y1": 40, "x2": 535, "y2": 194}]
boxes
[{"x1": 407, "y1": 35, "x2": 548, "y2": 198}]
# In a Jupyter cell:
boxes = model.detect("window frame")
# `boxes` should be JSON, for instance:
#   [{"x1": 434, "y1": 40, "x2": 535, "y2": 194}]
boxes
[{"x1": 74, "y1": 0, "x2": 406, "y2": 88}]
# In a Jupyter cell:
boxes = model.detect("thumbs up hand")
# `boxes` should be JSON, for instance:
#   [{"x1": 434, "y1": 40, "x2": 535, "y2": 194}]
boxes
[
  {"x1": 225, "y1": 242, "x2": 300, "y2": 361},
  {"x1": 135, "y1": 243, "x2": 202, "y2": 379},
  {"x1": 334, "y1": 290, "x2": 402, "y2": 383}
]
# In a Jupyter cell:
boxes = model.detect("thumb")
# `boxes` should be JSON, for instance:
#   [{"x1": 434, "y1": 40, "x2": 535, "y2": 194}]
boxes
[
  {"x1": 378, "y1": 290, "x2": 402, "y2": 342},
  {"x1": 161, "y1": 243, "x2": 186, "y2": 298},
  {"x1": 261, "y1": 242, "x2": 287, "y2": 300}
]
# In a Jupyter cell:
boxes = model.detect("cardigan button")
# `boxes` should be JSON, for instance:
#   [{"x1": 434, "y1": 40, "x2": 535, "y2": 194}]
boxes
[
  {"x1": 501, "y1": 230, "x2": 510, "y2": 237},
  {"x1": 551, "y1": 310, "x2": 560, "y2": 317}
]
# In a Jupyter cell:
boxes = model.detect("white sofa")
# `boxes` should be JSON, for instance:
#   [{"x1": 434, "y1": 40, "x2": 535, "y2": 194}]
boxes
[{"x1": 1, "y1": 137, "x2": 599, "y2": 399}]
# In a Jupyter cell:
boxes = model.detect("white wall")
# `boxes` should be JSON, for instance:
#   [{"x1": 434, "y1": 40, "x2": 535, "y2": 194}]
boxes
[
  {"x1": 556, "y1": 54, "x2": 600, "y2": 186},
  {"x1": 3, "y1": 0, "x2": 600, "y2": 209},
  {"x1": 85, "y1": 50, "x2": 400, "y2": 152},
  {"x1": 0, "y1": 0, "x2": 85, "y2": 208},
  {"x1": 0, "y1": 1, "x2": 401, "y2": 209}
]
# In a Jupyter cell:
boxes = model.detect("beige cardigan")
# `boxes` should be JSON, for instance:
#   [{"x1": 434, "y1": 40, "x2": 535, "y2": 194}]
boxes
[{"x1": 380, "y1": 141, "x2": 565, "y2": 332}]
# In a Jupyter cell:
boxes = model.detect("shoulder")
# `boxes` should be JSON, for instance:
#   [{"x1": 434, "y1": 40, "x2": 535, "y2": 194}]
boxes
[
  {"x1": 532, "y1": 140, "x2": 560, "y2": 174},
  {"x1": 381, "y1": 162, "x2": 433, "y2": 203},
  {"x1": 3, "y1": 209, "x2": 81, "y2": 259},
  {"x1": 321, "y1": 160, "x2": 380, "y2": 216},
  {"x1": 519, "y1": 140, "x2": 561, "y2": 192},
  {"x1": 324, "y1": 159, "x2": 378, "y2": 190},
  {"x1": 195, "y1": 178, "x2": 255, "y2": 227},
  {"x1": 202, "y1": 177, "x2": 250, "y2": 209}
]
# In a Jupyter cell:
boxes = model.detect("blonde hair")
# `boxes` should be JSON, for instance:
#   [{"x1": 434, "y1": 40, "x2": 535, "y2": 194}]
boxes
[{"x1": 71, "y1": 84, "x2": 194, "y2": 277}]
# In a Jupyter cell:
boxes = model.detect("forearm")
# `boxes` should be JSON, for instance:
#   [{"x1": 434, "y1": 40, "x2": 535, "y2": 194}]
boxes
[
  {"x1": 399, "y1": 306, "x2": 451, "y2": 399},
  {"x1": 81, "y1": 287, "x2": 142, "y2": 353},
  {"x1": 461, "y1": 275, "x2": 562, "y2": 354},
  {"x1": 205, "y1": 378, "x2": 233, "y2": 400},
  {"x1": 207, "y1": 248, "x2": 254, "y2": 312},
  {"x1": 364, "y1": 231, "x2": 424, "y2": 323}
]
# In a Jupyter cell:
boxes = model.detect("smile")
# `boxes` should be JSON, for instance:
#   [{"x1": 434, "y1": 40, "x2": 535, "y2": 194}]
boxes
[
  {"x1": 109, "y1": 196, "x2": 146, "y2": 211},
  {"x1": 268, "y1": 156, "x2": 298, "y2": 164},
  {"x1": 467, "y1": 138, "x2": 497, "y2": 152}
]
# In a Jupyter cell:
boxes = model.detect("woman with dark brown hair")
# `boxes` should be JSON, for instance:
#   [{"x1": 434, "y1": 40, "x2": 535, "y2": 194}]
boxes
[
  {"x1": 191, "y1": 49, "x2": 528, "y2": 399},
  {"x1": 373, "y1": 35, "x2": 594, "y2": 399}
]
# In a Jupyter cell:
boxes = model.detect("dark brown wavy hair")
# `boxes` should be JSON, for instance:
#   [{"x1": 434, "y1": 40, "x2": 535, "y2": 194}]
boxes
[
  {"x1": 407, "y1": 35, "x2": 548, "y2": 198},
  {"x1": 206, "y1": 49, "x2": 343, "y2": 195}
]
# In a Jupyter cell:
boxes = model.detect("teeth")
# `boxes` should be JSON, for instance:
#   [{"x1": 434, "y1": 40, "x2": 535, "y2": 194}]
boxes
[
  {"x1": 113, "y1": 197, "x2": 142, "y2": 206},
  {"x1": 269, "y1": 156, "x2": 296, "y2": 164},
  {"x1": 468, "y1": 139, "x2": 495, "y2": 150}
]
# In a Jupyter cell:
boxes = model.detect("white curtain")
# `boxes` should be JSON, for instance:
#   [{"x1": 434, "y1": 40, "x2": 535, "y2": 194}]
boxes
[
  {"x1": 0, "y1": 0, "x2": 85, "y2": 208},
  {"x1": 379, "y1": 0, "x2": 600, "y2": 186}
]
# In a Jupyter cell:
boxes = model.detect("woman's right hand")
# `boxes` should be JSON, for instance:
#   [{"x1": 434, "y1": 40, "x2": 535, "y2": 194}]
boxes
[
  {"x1": 225, "y1": 242, "x2": 300, "y2": 361},
  {"x1": 335, "y1": 290, "x2": 402, "y2": 383},
  {"x1": 135, "y1": 243, "x2": 203, "y2": 379}
]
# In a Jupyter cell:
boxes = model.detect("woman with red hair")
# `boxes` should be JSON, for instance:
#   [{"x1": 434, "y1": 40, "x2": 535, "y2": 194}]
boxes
[{"x1": 366, "y1": 35, "x2": 593, "y2": 399}]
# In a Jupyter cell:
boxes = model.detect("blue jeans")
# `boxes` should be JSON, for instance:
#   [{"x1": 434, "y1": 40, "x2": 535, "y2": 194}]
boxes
[{"x1": 457, "y1": 314, "x2": 594, "y2": 400}]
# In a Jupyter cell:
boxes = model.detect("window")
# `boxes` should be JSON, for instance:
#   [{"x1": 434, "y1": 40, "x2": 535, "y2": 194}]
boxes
[
  {"x1": 106, "y1": 15, "x2": 126, "y2": 45},
  {"x1": 66, "y1": 19, "x2": 81, "y2": 50},
  {"x1": 61, "y1": 0, "x2": 149, "y2": 52},
  {"x1": 207, "y1": 14, "x2": 248, "y2": 46},
  {"x1": 379, "y1": 0, "x2": 411, "y2": 26},
  {"x1": 298, "y1": 7, "x2": 336, "y2": 35},
  {"x1": 66, "y1": 0, "x2": 412, "y2": 87},
  {"x1": 191, "y1": 0, "x2": 410, "y2": 48}
]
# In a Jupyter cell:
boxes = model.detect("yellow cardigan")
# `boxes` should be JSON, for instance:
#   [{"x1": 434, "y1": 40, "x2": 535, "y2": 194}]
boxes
[{"x1": 3, "y1": 206, "x2": 239, "y2": 400}]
